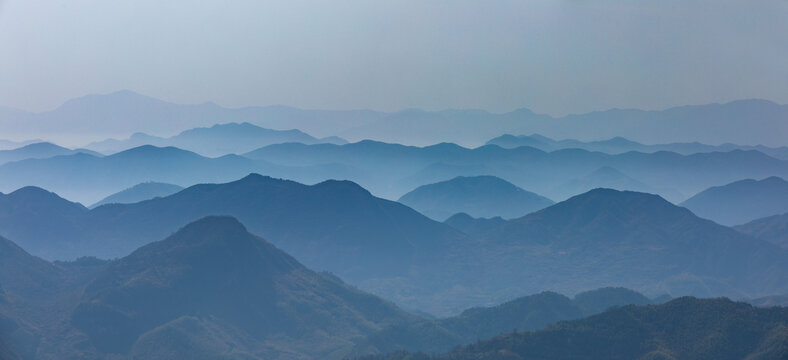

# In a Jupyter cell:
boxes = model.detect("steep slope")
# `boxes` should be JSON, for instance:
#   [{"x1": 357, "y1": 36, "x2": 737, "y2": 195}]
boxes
[
  {"x1": 735, "y1": 212, "x2": 788, "y2": 249},
  {"x1": 90, "y1": 181, "x2": 184, "y2": 208},
  {"x1": 681, "y1": 176, "x2": 788, "y2": 226},
  {"x1": 399, "y1": 176, "x2": 554, "y2": 221},
  {"x1": 352, "y1": 288, "x2": 651, "y2": 356},
  {"x1": 71, "y1": 216, "x2": 415, "y2": 359},
  {"x1": 364, "y1": 297, "x2": 788, "y2": 360}
]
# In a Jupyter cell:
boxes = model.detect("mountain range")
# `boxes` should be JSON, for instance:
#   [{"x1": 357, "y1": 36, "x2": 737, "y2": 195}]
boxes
[
  {"x1": 680, "y1": 177, "x2": 788, "y2": 226},
  {"x1": 0, "y1": 139, "x2": 786, "y2": 205},
  {"x1": 488, "y1": 133, "x2": 788, "y2": 160},
  {"x1": 1, "y1": 174, "x2": 786, "y2": 316},
  {"x1": 84, "y1": 122, "x2": 347, "y2": 156},
  {"x1": 245, "y1": 140, "x2": 788, "y2": 202},
  {"x1": 0, "y1": 174, "x2": 470, "y2": 314},
  {"x1": 398, "y1": 176, "x2": 554, "y2": 221},
  {"x1": 441, "y1": 189, "x2": 788, "y2": 308},
  {"x1": 362, "y1": 297, "x2": 788, "y2": 360},
  {"x1": 2, "y1": 90, "x2": 788, "y2": 147}
]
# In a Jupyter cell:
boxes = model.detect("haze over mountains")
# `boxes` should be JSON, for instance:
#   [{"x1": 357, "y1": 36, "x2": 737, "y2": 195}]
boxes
[
  {"x1": 2, "y1": 91, "x2": 788, "y2": 147},
  {"x1": 85, "y1": 122, "x2": 347, "y2": 156},
  {"x1": 736, "y1": 213, "x2": 788, "y2": 250},
  {"x1": 0, "y1": 142, "x2": 100, "y2": 165},
  {"x1": 488, "y1": 133, "x2": 788, "y2": 160},
  {"x1": 4, "y1": 138, "x2": 786, "y2": 206},
  {"x1": 90, "y1": 182, "x2": 184, "y2": 208},
  {"x1": 245, "y1": 140, "x2": 788, "y2": 203},
  {"x1": 352, "y1": 288, "x2": 652, "y2": 356},
  {"x1": 680, "y1": 177, "x2": 788, "y2": 226}
]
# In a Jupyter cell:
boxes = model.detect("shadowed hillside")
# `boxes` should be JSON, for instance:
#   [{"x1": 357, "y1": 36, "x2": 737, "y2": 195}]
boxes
[{"x1": 362, "y1": 297, "x2": 788, "y2": 360}]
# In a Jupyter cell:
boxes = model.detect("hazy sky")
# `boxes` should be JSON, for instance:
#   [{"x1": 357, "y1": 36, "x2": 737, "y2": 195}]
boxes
[{"x1": 1, "y1": 0, "x2": 787, "y2": 115}]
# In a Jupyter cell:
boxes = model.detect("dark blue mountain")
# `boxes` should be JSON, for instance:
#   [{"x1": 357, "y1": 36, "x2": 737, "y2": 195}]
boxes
[
  {"x1": 363, "y1": 297, "x2": 788, "y2": 360},
  {"x1": 399, "y1": 176, "x2": 554, "y2": 220},
  {"x1": 71, "y1": 216, "x2": 415, "y2": 358}
]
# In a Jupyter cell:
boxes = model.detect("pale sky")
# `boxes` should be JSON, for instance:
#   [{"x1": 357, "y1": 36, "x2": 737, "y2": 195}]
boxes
[{"x1": 1, "y1": 0, "x2": 787, "y2": 115}]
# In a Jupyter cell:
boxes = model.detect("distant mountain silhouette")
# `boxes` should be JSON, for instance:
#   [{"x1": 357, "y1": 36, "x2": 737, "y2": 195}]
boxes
[
  {"x1": 0, "y1": 145, "x2": 261, "y2": 204},
  {"x1": 748, "y1": 294, "x2": 788, "y2": 307},
  {"x1": 443, "y1": 213, "x2": 507, "y2": 238},
  {"x1": 90, "y1": 182, "x2": 183, "y2": 208},
  {"x1": 70, "y1": 216, "x2": 414, "y2": 358},
  {"x1": 352, "y1": 288, "x2": 650, "y2": 356},
  {"x1": 487, "y1": 133, "x2": 788, "y2": 160},
  {"x1": 0, "y1": 138, "x2": 41, "y2": 151},
  {"x1": 680, "y1": 176, "x2": 788, "y2": 226},
  {"x1": 85, "y1": 122, "x2": 347, "y2": 156},
  {"x1": 362, "y1": 297, "x2": 788, "y2": 360},
  {"x1": 2, "y1": 91, "x2": 787, "y2": 147},
  {"x1": 399, "y1": 176, "x2": 554, "y2": 220},
  {"x1": 0, "y1": 142, "x2": 100, "y2": 165},
  {"x1": 735, "y1": 212, "x2": 788, "y2": 249}
]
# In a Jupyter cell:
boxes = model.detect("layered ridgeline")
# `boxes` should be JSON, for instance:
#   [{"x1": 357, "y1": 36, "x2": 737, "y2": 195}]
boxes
[
  {"x1": 244, "y1": 140, "x2": 788, "y2": 202},
  {"x1": 1, "y1": 140, "x2": 787, "y2": 205},
  {"x1": 398, "y1": 176, "x2": 554, "y2": 221},
  {"x1": 4, "y1": 91, "x2": 788, "y2": 148},
  {"x1": 1, "y1": 175, "x2": 786, "y2": 316},
  {"x1": 439, "y1": 189, "x2": 788, "y2": 311},
  {"x1": 0, "y1": 216, "x2": 416, "y2": 359},
  {"x1": 680, "y1": 177, "x2": 788, "y2": 226},
  {"x1": 0, "y1": 142, "x2": 100, "y2": 165},
  {"x1": 351, "y1": 288, "x2": 652, "y2": 356},
  {"x1": 735, "y1": 212, "x2": 788, "y2": 249},
  {"x1": 90, "y1": 182, "x2": 184, "y2": 208},
  {"x1": 0, "y1": 174, "x2": 468, "y2": 308},
  {"x1": 0, "y1": 145, "x2": 262, "y2": 204},
  {"x1": 487, "y1": 133, "x2": 788, "y2": 160},
  {"x1": 362, "y1": 298, "x2": 788, "y2": 360},
  {"x1": 85, "y1": 122, "x2": 347, "y2": 156}
]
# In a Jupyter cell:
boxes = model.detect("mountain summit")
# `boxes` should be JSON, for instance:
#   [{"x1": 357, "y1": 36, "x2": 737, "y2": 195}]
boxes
[{"x1": 72, "y1": 216, "x2": 414, "y2": 358}]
